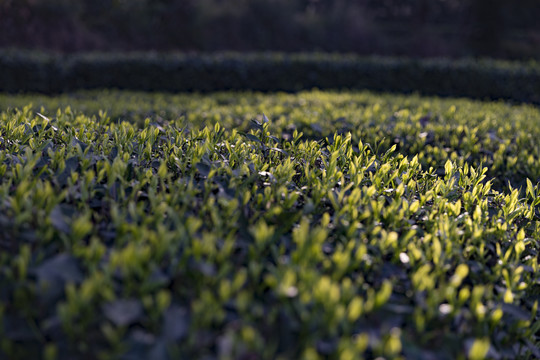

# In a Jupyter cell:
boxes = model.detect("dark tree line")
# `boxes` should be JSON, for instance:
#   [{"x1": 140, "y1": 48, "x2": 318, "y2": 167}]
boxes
[{"x1": 1, "y1": 0, "x2": 539, "y2": 58}]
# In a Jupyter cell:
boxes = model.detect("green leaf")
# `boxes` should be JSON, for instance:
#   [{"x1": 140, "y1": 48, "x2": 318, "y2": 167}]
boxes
[
  {"x1": 468, "y1": 338, "x2": 490, "y2": 360},
  {"x1": 526, "y1": 178, "x2": 534, "y2": 197},
  {"x1": 270, "y1": 147, "x2": 289, "y2": 156},
  {"x1": 444, "y1": 159, "x2": 454, "y2": 176}
]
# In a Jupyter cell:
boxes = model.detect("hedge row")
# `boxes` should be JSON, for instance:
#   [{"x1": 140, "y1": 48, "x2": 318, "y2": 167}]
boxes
[{"x1": 1, "y1": 51, "x2": 540, "y2": 103}]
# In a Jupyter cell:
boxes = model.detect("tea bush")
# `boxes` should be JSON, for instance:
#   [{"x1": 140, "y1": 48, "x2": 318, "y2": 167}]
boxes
[
  {"x1": 1, "y1": 51, "x2": 540, "y2": 104},
  {"x1": 2, "y1": 90, "x2": 540, "y2": 192},
  {"x1": 0, "y1": 91, "x2": 539, "y2": 359}
]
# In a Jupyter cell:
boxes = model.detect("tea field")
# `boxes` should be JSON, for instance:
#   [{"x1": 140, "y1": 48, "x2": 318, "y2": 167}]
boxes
[{"x1": 0, "y1": 90, "x2": 539, "y2": 359}]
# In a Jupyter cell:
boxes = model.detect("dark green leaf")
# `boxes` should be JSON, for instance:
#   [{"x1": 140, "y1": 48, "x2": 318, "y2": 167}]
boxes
[
  {"x1": 35, "y1": 253, "x2": 83, "y2": 284},
  {"x1": 163, "y1": 306, "x2": 189, "y2": 341},
  {"x1": 245, "y1": 133, "x2": 262, "y2": 143},
  {"x1": 103, "y1": 299, "x2": 143, "y2": 326},
  {"x1": 196, "y1": 162, "x2": 210, "y2": 176}
]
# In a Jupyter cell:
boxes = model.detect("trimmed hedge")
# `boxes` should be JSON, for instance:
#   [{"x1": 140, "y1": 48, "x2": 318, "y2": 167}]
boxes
[{"x1": 1, "y1": 51, "x2": 540, "y2": 103}]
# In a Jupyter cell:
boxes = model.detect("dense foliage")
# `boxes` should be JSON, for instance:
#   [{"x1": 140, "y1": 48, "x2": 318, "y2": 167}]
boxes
[
  {"x1": 2, "y1": 90, "x2": 540, "y2": 193},
  {"x1": 0, "y1": 91, "x2": 539, "y2": 359},
  {"x1": 1, "y1": 0, "x2": 539, "y2": 59},
  {"x1": 2, "y1": 52, "x2": 540, "y2": 104}
]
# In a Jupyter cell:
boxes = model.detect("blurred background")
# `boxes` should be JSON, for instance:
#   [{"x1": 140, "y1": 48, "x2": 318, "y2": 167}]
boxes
[{"x1": 1, "y1": 0, "x2": 539, "y2": 59}]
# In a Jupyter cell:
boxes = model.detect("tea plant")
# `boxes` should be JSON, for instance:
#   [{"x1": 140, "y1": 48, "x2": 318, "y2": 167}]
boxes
[
  {"x1": 2, "y1": 89, "x2": 540, "y2": 192},
  {"x1": 0, "y1": 99, "x2": 539, "y2": 359}
]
